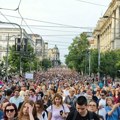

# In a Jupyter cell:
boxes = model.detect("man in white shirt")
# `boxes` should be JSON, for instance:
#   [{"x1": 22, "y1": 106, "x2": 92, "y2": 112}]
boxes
[{"x1": 98, "y1": 90, "x2": 107, "y2": 120}]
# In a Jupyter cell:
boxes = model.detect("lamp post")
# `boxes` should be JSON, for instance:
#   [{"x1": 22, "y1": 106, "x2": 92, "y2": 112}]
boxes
[
  {"x1": 6, "y1": 33, "x2": 9, "y2": 80},
  {"x1": 88, "y1": 49, "x2": 91, "y2": 76},
  {"x1": 0, "y1": 21, "x2": 22, "y2": 75},
  {"x1": 6, "y1": 34, "x2": 20, "y2": 79},
  {"x1": 97, "y1": 34, "x2": 100, "y2": 81}
]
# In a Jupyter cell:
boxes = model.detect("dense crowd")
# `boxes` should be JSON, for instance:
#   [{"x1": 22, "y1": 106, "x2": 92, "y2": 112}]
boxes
[{"x1": 0, "y1": 67, "x2": 120, "y2": 120}]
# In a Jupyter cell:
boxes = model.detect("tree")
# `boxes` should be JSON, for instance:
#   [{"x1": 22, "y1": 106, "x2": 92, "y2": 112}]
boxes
[
  {"x1": 100, "y1": 49, "x2": 120, "y2": 78},
  {"x1": 65, "y1": 32, "x2": 120, "y2": 78},
  {"x1": 90, "y1": 49, "x2": 98, "y2": 74},
  {"x1": 65, "y1": 33, "x2": 89, "y2": 74},
  {"x1": 40, "y1": 59, "x2": 52, "y2": 71},
  {"x1": 6, "y1": 44, "x2": 37, "y2": 74},
  {"x1": 0, "y1": 60, "x2": 5, "y2": 77}
]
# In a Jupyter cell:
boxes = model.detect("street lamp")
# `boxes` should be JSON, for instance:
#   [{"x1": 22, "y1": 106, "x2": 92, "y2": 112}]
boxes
[
  {"x1": 6, "y1": 34, "x2": 20, "y2": 78},
  {"x1": 97, "y1": 34, "x2": 100, "y2": 81},
  {"x1": 94, "y1": 30, "x2": 101, "y2": 81},
  {"x1": 88, "y1": 48, "x2": 91, "y2": 76}
]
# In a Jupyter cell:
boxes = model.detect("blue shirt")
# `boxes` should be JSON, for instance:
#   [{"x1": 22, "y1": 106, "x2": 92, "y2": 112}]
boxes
[
  {"x1": 9, "y1": 96, "x2": 23, "y2": 108},
  {"x1": 98, "y1": 82, "x2": 104, "y2": 89},
  {"x1": 105, "y1": 106, "x2": 120, "y2": 120},
  {"x1": 0, "y1": 110, "x2": 4, "y2": 119}
]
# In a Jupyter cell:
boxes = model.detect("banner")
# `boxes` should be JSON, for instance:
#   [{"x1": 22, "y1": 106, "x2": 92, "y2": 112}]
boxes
[{"x1": 25, "y1": 73, "x2": 33, "y2": 79}]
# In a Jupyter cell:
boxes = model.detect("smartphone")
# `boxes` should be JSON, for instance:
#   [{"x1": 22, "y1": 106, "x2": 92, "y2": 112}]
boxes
[{"x1": 60, "y1": 110, "x2": 63, "y2": 116}]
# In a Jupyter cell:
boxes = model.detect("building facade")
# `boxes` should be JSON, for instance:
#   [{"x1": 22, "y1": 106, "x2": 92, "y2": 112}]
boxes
[
  {"x1": 0, "y1": 28, "x2": 33, "y2": 60},
  {"x1": 0, "y1": 28, "x2": 60, "y2": 68},
  {"x1": 29, "y1": 34, "x2": 47, "y2": 60},
  {"x1": 93, "y1": 0, "x2": 120, "y2": 52},
  {"x1": 48, "y1": 45, "x2": 60, "y2": 66}
]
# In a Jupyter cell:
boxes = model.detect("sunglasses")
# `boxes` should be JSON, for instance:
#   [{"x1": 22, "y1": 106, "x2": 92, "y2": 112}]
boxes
[{"x1": 6, "y1": 109, "x2": 15, "y2": 113}]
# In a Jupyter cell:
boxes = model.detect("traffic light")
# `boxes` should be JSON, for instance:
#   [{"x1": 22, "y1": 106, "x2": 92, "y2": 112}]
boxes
[
  {"x1": 23, "y1": 38, "x2": 28, "y2": 52},
  {"x1": 15, "y1": 38, "x2": 21, "y2": 51}
]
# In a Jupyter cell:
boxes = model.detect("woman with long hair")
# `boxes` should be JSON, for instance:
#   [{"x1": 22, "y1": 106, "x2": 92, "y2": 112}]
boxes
[
  {"x1": 0, "y1": 99, "x2": 9, "y2": 119},
  {"x1": 47, "y1": 93, "x2": 69, "y2": 120},
  {"x1": 35, "y1": 100, "x2": 48, "y2": 120},
  {"x1": 43, "y1": 93, "x2": 52, "y2": 110},
  {"x1": 18, "y1": 100, "x2": 38, "y2": 120},
  {"x1": 4, "y1": 103, "x2": 18, "y2": 120}
]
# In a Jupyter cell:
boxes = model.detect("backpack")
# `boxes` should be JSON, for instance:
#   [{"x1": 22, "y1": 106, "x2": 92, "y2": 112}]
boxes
[
  {"x1": 42, "y1": 111, "x2": 47, "y2": 119},
  {"x1": 42, "y1": 112, "x2": 45, "y2": 119},
  {"x1": 72, "y1": 110, "x2": 94, "y2": 120}
]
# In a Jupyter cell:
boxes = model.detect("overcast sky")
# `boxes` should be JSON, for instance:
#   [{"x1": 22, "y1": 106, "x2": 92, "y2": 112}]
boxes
[{"x1": 0, "y1": 0, "x2": 112, "y2": 63}]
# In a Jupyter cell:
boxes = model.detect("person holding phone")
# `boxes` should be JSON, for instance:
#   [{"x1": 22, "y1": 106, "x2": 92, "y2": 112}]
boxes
[{"x1": 47, "y1": 93, "x2": 69, "y2": 120}]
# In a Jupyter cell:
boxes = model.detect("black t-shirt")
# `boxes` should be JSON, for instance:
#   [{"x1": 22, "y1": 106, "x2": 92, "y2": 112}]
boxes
[{"x1": 66, "y1": 110, "x2": 100, "y2": 120}]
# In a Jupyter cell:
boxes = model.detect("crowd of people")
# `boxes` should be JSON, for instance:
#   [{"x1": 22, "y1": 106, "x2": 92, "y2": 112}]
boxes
[{"x1": 0, "y1": 67, "x2": 120, "y2": 120}]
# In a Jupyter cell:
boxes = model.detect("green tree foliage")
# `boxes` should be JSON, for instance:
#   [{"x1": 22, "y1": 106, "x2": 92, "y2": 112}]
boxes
[
  {"x1": 65, "y1": 33, "x2": 89, "y2": 73},
  {"x1": 40, "y1": 59, "x2": 52, "y2": 71},
  {"x1": 65, "y1": 33, "x2": 120, "y2": 77},
  {"x1": 100, "y1": 49, "x2": 120, "y2": 78},
  {"x1": 0, "y1": 60, "x2": 5, "y2": 77},
  {"x1": 90, "y1": 49, "x2": 98, "y2": 74},
  {"x1": 7, "y1": 44, "x2": 37, "y2": 73}
]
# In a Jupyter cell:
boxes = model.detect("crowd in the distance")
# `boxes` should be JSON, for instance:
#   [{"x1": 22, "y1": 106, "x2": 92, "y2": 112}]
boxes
[{"x1": 0, "y1": 67, "x2": 120, "y2": 120}]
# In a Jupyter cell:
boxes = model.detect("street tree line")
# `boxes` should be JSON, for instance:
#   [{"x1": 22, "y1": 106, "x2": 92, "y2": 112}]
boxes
[
  {"x1": 0, "y1": 44, "x2": 52, "y2": 76},
  {"x1": 65, "y1": 33, "x2": 120, "y2": 78}
]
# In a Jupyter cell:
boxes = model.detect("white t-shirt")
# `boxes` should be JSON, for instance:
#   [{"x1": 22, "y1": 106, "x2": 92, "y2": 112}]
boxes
[
  {"x1": 37, "y1": 111, "x2": 48, "y2": 120},
  {"x1": 47, "y1": 104, "x2": 70, "y2": 120},
  {"x1": 98, "y1": 99, "x2": 106, "y2": 120}
]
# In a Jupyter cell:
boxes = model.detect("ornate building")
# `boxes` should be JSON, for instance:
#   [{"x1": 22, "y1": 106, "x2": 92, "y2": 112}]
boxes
[
  {"x1": 93, "y1": 0, "x2": 120, "y2": 52},
  {"x1": 48, "y1": 45, "x2": 60, "y2": 66}
]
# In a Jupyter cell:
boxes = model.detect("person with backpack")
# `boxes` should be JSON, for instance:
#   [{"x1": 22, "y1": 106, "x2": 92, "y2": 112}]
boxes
[
  {"x1": 64, "y1": 87, "x2": 77, "y2": 112},
  {"x1": 66, "y1": 96, "x2": 100, "y2": 120},
  {"x1": 35, "y1": 100, "x2": 48, "y2": 120}
]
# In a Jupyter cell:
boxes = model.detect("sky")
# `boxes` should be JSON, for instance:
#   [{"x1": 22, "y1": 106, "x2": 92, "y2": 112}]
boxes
[{"x1": 0, "y1": 0, "x2": 112, "y2": 63}]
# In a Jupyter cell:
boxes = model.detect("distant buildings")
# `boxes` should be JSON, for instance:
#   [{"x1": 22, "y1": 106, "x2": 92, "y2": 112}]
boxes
[
  {"x1": 0, "y1": 28, "x2": 34, "y2": 60},
  {"x1": 0, "y1": 28, "x2": 60, "y2": 66},
  {"x1": 29, "y1": 34, "x2": 46, "y2": 60}
]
